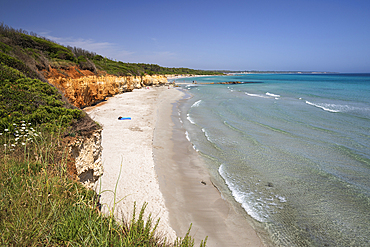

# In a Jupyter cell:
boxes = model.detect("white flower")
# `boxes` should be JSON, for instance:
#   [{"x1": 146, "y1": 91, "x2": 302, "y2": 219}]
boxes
[
  {"x1": 13, "y1": 123, "x2": 16, "y2": 126},
  {"x1": 15, "y1": 138, "x2": 19, "y2": 141},
  {"x1": 22, "y1": 123, "x2": 26, "y2": 126},
  {"x1": 28, "y1": 123, "x2": 31, "y2": 125},
  {"x1": 11, "y1": 144, "x2": 15, "y2": 147},
  {"x1": 21, "y1": 142, "x2": 25, "y2": 145},
  {"x1": 4, "y1": 144, "x2": 7, "y2": 147},
  {"x1": 5, "y1": 129, "x2": 8, "y2": 132},
  {"x1": 0, "y1": 133, "x2": 2, "y2": 136},
  {"x1": 22, "y1": 127, "x2": 26, "y2": 130}
]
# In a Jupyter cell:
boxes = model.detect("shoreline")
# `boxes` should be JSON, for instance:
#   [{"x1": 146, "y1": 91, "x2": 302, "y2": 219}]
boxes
[
  {"x1": 85, "y1": 85, "x2": 265, "y2": 246},
  {"x1": 85, "y1": 86, "x2": 177, "y2": 241},
  {"x1": 153, "y1": 88, "x2": 265, "y2": 246}
]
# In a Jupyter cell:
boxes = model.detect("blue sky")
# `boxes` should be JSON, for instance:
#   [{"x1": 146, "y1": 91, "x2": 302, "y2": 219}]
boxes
[{"x1": 1, "y1": 0, "x2": 369, "y2": 72}]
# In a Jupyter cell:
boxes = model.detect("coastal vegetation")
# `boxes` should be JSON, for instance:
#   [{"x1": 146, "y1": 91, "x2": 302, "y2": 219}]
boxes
[{"x1": 0, "y1": 23, "x2": 207, "y2": 246}]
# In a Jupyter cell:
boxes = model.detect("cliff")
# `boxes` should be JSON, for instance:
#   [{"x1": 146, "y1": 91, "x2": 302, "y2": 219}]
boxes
[
  {"x1": 48, "y1": 73, "x2": 168, "y2": 108},
  {"x1": 44, "y1": 68, "x2": 168, "y2": 188}
]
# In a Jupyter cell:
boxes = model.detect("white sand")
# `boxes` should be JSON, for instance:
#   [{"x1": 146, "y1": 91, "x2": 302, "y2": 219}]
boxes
[
  {"x1": 85, "y1": 85, "x2": 265, "y2": 246},
  {"x1": 85, "y1": 86, "x2": 178, "y2": 241}
]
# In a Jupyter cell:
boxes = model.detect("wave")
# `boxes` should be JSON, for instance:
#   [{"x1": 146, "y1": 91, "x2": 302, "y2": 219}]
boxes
[
  {"x1": 266, "y1": 92, "x2": 281, "y2": 98},
  {"x1": 202, "y1": 128, "x2": 212, "y2": 142},
  {"x1": 187, "y1": 113, "x2": 196, "y2": 124},
  {"x1": 219, "y1": 164, "x2": 268, "y2": 222},
  {"x1": 245, "y1": 92, "x2": 270, "y2": 98},
  {"x1": 191, "y1": 100, "x2": 202, "y2": 108},
  {"x1": 305, "y1": 101, "x2": 370, "y2": 116},
  {"x1": 305, "y1": 101, "x2": 341, "y2": 112},
  {"x1": 185, "y1": 131, "x2": 190, "y2": 141},
  {"x1": 246, "y1": 92, "x2": 280, "y2": 99},
  {"x1": 304, "y1": 101, "x2": 370, "y2": 114}
]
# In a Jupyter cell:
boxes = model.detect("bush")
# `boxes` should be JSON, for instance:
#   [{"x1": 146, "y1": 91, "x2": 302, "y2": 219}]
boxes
[{"x1": 0, "y1": 77, "x2": 83, "y2": 132}]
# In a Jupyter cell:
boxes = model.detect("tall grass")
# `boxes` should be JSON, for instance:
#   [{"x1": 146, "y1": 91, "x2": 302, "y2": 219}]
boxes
[{"x1": 0, "y1": 122, "x2": 207, "y2": 246}]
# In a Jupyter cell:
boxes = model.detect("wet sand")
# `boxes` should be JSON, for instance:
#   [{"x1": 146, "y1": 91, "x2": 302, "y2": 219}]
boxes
[
  {"x1": 154, "y1": 88, "x2": 265, "y2": 246},
  {"x1": 86, "y1": 85, "x2": 265, "y2": 246}
]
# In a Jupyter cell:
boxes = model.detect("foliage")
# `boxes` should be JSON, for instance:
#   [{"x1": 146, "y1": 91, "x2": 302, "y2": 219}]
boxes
[
  {"x1": 92, "y1": 57, "x2": 222, "y2": 77},
  {"x1": 0, "y1": 51, "x2": 40, "y2": 79},
  {"x1": 0, "y1": 77, "x2": 83, "y2": 132},
  {"x1": 0, "y1": 125, "x2": 206, "y2": 246}
]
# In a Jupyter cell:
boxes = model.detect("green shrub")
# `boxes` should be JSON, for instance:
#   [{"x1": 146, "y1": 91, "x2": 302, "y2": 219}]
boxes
[{"x1": 0, "y1": 77, "x2": 83, "y2": 132}]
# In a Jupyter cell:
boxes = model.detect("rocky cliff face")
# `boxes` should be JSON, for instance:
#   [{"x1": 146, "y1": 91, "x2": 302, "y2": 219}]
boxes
[
  {"x1": 68, "y1": 129, "x2": 103, "y2": 189},
  {"x1": 47, "y1": 71, "x2": 168, "y2": 188},
  {"x1": 48, "y1": 74, "x2": 168, "y2": 108}
]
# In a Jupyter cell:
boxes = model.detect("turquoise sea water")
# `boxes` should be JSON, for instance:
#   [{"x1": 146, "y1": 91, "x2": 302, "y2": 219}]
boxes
[{"x1": 173, "y1": 74, "x2": 370, "y2": 246}]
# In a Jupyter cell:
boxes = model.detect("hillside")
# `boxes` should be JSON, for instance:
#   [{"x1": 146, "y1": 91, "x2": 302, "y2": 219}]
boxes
[{"x1": 0, "y1": 23, "x2": 206, "y2": 246}]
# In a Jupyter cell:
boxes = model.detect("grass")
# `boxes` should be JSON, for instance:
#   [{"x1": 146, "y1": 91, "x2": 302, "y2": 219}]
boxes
[{"x1": 0, "y1": 121, "x2": 207, "y2": 246}]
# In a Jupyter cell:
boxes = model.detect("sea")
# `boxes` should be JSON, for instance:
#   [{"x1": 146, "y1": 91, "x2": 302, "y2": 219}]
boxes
[{"x1": 171, "y1": 73, "x2": 370, "y2": 247}]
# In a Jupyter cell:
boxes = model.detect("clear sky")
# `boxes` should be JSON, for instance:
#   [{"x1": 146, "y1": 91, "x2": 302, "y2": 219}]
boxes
[{"x1": 1, "y1": 0, "x2": 369, "y2": 72}]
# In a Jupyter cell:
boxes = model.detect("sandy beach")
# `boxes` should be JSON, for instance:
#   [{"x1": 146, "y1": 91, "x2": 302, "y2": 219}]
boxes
[
  {"x1": 85, "y1": 86, "x2": 177, "y2": 241},
  {"x1": 85, "y1": 85, "x2": 265, "y2": 246}
]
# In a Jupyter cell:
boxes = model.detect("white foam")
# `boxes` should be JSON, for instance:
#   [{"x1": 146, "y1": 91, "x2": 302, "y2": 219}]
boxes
[
  {"x1": 191, "y1": 100, "x2": 202, "y2": 108},
  {"x1": 185, "y1": 131, "x2": 190, "y2": 141},
  {"x1": 266, "y1": 92, "x2": 280, "y2": 98},
  {"x1": 245, "y1": 92, "x2": 269, "y2": 98},
  {"x1": 219, "y1": 165, "x2": 267, "y2": 222},
  {"x1": 202, "y1": 128, "x2": 212, "y2": 142},
  {"x1": 305, "y1": 101, "x2": 341, "y2": 113},
  {"x1": 276, "y1": 195, "x2": 287, "y2": 203},
  {"x1": 187, "y1": 114, "x2": 195, "y2": 124}
]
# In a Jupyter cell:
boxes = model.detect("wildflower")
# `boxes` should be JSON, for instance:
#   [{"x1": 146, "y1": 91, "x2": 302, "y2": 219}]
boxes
[
  {"x1": 28, "y1": 123, "x2": 31, "y2": 125},
  {"x1": 0, "y1": 133, "x2": 2, "y2": 135},
  {"x1": 13, "y1": 123, "x2": 16, "y2": 126},
  {"x1": 15, "y1": 138, "x2": 19, "y2": 141},
  {"x1": 22, "y1": 123, "x2": 26, "y2": 126},
  {"x1": 5, "y1": 129, "x2": 8, "y2": 132},
  {"x1": 22, "y1": 127, "x2": 26, "y2": 130},
  {"x1": 21, "y1": 142, "x2": 25, "y2": 145},
  {"x1": 4, "y1": 144, "x2": 7, "y2": 147},
  {"x1": 11, "y1": 144, "x2": 15, "y2": 147}
]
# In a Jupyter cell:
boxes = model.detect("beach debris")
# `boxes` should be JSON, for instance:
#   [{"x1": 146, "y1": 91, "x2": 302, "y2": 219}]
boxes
[
  {"x1": 201, "y1": 180, "x2": 207, "y2": 185},
  {"x1": 118, "y1": 116, "x2": 131, "y2": 120},
  {"x1": 267, "y1": 182, "x2": 274, "y2": 187}
]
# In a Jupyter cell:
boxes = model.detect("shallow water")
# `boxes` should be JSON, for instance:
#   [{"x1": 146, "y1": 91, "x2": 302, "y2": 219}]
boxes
[{"x1": 174, "y1": 74, "x2": 370, "y2": 246}]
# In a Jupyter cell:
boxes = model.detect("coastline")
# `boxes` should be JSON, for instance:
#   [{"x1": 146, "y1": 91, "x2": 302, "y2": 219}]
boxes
[
  {"x1": 85, "y1": 86, "x2": 177, "y2": 241},
  {"x1": 85, "y1": 84, "x2": 265, "y2": 246},
  {"x1": 153, "y1": 88, "x2": 265, "y2": 246}
]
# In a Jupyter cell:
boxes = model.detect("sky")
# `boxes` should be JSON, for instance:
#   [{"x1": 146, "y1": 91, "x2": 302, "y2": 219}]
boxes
[{"x1": 1, "y1": 0, "x2": 369, "y2": 73}]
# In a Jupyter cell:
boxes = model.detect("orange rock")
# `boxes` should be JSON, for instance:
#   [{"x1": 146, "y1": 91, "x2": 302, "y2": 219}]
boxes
[{"x1": 48, "y1": 74, "x2": 168, "y2": 108}]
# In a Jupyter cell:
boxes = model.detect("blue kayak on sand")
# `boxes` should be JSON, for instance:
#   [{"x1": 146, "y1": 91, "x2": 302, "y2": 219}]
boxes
[{"x1": 118, "y1": 117, "x2": 131, "y2": 120}]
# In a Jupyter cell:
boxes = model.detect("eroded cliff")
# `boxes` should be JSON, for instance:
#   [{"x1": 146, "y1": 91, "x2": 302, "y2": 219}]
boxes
[
  {"x1": 68, "y1": 129, "x2": 103, "y2": 189},
  {"x1": 48, "y1": 74, "x2": 168, "y2": 108},
  {"x1": 45, "y1": 67, "x2": 168, "y2": 188}
]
